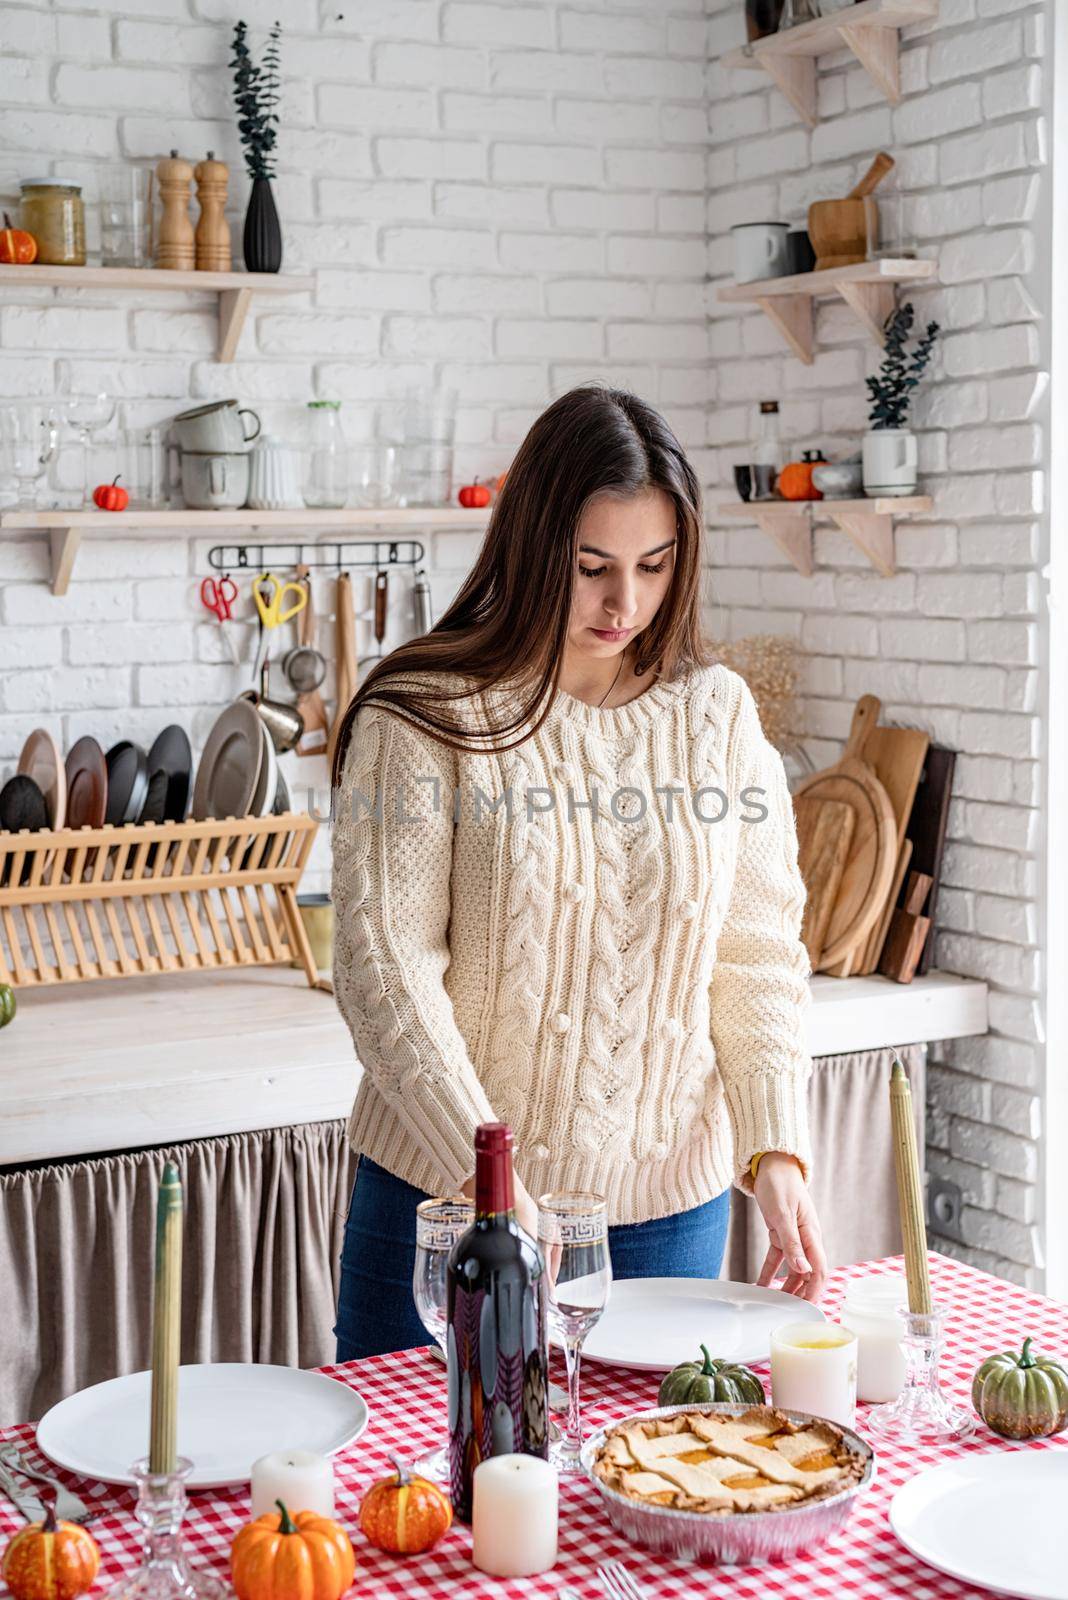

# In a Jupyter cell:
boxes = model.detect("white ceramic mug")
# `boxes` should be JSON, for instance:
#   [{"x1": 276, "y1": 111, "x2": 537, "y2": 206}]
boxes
[
  {"x1": 180, "y1": 450, "x2": 250, "y2": 509},
  {"x1": 731, "y1": 221, "x2": 789, "y2": 284},
  {"x1": 173, "y1": 399, "x2": 261, "y2": 453}
]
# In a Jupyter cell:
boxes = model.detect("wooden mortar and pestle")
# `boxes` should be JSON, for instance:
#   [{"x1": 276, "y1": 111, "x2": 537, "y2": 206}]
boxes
[{"x1": 808, "y1": 152, "x2": 894, "y2": 270}]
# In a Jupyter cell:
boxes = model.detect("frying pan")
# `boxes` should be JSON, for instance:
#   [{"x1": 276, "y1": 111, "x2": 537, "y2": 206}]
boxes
[
  {"x1": 105, "y1": 742, "x2": 150, "y2": 826},
  {"x1": 0, "y1": 774, "x2": 49, "y2": 886}
]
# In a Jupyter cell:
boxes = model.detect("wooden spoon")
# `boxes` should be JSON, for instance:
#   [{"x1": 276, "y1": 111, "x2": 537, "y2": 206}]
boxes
[{"x1": 294, "y1": 564, "x2": 330, "y2": 760}]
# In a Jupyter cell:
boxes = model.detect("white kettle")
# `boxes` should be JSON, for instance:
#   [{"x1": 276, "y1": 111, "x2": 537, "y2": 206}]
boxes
[{"x1": 247, "y1": 435, "x2": 304, "y2": 510}]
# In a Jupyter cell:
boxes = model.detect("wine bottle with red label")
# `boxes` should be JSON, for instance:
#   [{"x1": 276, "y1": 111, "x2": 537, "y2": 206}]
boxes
[{"x1": 446, "y1": 1122, "x2": 549, "y2": 1521}]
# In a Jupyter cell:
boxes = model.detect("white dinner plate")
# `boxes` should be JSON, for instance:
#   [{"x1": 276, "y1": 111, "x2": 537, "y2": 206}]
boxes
[
  {"x1": 573, "y1": 1278, "x2": 825, "y2": 1370},
  {"x1": 890, "y1": 1449, "x2": 1068, "y2": 1599},
  {"x1": 37, "y1": 1364, "x2": 369, "y2": 1489}
]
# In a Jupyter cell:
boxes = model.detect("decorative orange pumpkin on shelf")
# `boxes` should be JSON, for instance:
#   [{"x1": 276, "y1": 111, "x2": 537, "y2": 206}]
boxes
[
  {"x1": 358, "y1": 1456, "x2": 452, "y2": 1556},
  {"x1": 231, "y1": 1500, "x2": 355, "y2": 1600},
  {"x1": 0, "y1": 213, "x2": 37, "y2": 265},
  {"x1": 92, "y1": 477, "x2": 129, "y2": 512},
  {"x1": 2, "y1": 1493, "x2": 100, "y2": 1600},
  {"x1": 457, "y1": 480, "x2": 492, "y2": 509},
  {"x1": 778, "y1": 450, "x2": 826, "y2": 502}
]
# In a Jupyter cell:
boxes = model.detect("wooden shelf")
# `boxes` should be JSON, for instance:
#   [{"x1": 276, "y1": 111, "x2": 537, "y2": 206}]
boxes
[
  {"x1": 0, "y1": 263, "x2": 313, "y2": 362},
  {"x1": 0, "y1": 507, "x2": 492, "y2": 595},
  {"x1": 717, "y1": 258, "x2": 937, "y2": 364},
  {"x1": 721, "y1": 0, "x2": 938, "y2": 126},
  {"x1": 717, "y1": 495, "x2": 932, "y2": 577}
]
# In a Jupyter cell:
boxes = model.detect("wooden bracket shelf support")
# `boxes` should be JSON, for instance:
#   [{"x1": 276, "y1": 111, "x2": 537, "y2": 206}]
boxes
[
  {"x1": 717, "y1": 259, "x2": 937, "y2": 364},
  {"x1": 719, "y1": 0, "x2": 936, "y2": 126},
  {"x1": 717, "y1": 496, "x2": 931, "y2": 577},
  {"x1": 49, "y1": 528, "x2": 81, "y2": 596},
  {"x1": 748, "y1": 506, "x2": 815, "y2": 577},
  {"x1": 218, "y1": 287, "x2": 253, "y2": 362}
]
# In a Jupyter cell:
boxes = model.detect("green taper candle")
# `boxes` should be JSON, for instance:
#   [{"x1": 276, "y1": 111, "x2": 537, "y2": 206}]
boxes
[{"x1": 149, "y1": 1160, "x2": 183, "y2": 1474}]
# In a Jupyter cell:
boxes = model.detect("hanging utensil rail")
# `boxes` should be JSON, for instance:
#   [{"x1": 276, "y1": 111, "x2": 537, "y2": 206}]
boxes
[{"x1": 206, "y1": 538, "x2": 425, "y2": 572}]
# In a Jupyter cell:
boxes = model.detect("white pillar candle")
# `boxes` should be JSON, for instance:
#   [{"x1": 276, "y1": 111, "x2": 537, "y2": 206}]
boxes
[
  {"x1": 471, "y1": 1455, "x2": 558, "y2": 1578},
  {"x1": 841, "y1": 1275, "x2": 909, "y2": 1403},
  {"x1": 770, "y1": 1321, "x2": 858, "y2": 1428},
  {"x1": 250, "y1": 1449, "x2": 335, "y2": 1518}
]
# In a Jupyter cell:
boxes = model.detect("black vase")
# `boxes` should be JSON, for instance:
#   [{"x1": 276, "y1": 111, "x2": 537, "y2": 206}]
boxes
[
  {"x1": 243, "y1": 176, "x2": 282, "y2": 274},
  {"x1": 745, "y1": 0, "x2": 785, "y2": 40}
]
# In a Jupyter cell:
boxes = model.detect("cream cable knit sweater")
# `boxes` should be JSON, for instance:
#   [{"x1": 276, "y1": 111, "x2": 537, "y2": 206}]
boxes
[{"x1": 331, "y1": 663, "x2": 813, "y2": 1226}]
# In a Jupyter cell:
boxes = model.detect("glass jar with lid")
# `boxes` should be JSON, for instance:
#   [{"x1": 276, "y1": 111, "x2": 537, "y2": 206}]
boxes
[
  {"x1": 304, "y1": 401, "x2": 348, "y2": 509},
  {"x1": 20, "y1": 178, "x2": 86, "y2": 266}
]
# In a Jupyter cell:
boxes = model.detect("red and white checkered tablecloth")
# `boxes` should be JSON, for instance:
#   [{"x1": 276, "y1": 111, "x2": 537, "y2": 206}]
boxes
[{"x1": 1, "y1": 1254, "x2": 1066, "y2": 1599}]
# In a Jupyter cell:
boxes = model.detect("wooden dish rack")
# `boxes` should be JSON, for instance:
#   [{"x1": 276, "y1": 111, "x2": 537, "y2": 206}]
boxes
[{"x1": 0, "y1": 812, "x2": 320, "y2": 991}]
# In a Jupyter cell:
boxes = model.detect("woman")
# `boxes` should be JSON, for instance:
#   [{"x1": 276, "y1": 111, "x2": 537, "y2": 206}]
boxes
[{"x1": 330, "y1": 386, "x2": 826, "y2": 1360}]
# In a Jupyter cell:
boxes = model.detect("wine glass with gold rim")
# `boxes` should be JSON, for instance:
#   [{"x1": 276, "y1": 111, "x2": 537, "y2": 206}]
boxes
[
  {"x1": 413, "y1": 1196, "x2": 475, "y2": 1481},
  {"x1": 537, "y1": 1191, "x2": 612, "y2": 1473}
]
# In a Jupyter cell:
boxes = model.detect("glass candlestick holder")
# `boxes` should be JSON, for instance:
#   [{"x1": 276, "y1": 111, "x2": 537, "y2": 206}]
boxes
[
  {"x1": 867, "y1": 1305, "x2": 974, "y2": 1445},
  {"x1": 105, "y1": 1458, "x2": 227, "y2": 1600}
]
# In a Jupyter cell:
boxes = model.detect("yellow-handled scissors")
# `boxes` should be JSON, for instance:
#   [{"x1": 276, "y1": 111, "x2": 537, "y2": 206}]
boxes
[{"x1": 252, "y1": 571, "x2": 308, "y2": 681}]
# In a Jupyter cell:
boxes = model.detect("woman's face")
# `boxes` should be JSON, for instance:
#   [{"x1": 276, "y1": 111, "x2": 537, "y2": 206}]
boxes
[{"x1": 569, "y1": 486, "x2": 677, "y2": 658}]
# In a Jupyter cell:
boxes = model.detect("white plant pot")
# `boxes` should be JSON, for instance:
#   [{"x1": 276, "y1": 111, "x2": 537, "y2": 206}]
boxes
[{"x1": 862, "y1": 428, "x2": 918, "y2": 497}]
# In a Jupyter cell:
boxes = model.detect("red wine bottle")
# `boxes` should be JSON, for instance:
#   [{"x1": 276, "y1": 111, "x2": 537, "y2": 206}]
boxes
[{"x1": 446, "y1": 1123, "x2": 549, "y2": 1522}]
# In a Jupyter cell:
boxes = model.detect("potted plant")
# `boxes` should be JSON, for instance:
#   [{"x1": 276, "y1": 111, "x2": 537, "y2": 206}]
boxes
[
  {"x1": 863, "y1": 302, "x2": 939, "y2": 497},
  {"x1": 230, "y1": 19, "x2": 282, "y2": 273}
]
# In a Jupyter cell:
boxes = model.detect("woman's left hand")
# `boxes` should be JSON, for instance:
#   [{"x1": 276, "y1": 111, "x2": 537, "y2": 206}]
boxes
[{"x1": 753, "y1": 1153, "x2": 827, "y2": 1303}]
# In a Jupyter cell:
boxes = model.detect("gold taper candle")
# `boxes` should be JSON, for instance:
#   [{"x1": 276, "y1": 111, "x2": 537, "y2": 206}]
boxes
[
  {"x1": 149, "y1": 1161, "x2": 183, "y2": 1474},
  {"x1": 889, "y1": 1057, "x2": 932, "y2": 1314}
]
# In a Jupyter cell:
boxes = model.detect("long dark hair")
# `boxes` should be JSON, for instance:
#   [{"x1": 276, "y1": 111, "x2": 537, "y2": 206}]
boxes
[{"x1": 331, "y1": 384, "x2": 713, "y2": 786}]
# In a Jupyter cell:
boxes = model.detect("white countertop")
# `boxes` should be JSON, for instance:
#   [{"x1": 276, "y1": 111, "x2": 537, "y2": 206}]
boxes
[{"x1": 2, "y1": 967, "x2": 988, "y2": 1166}]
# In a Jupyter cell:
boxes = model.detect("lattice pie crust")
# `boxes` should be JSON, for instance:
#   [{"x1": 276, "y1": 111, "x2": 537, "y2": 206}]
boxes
[{"x1": 592, "y1": 1406, "x2": 865, "y2": 1514}]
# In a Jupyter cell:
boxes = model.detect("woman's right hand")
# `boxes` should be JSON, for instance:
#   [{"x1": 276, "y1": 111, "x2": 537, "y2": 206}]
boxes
[{"x1": 460, "y1": 1166, "x2": 539, "y2": 1238}]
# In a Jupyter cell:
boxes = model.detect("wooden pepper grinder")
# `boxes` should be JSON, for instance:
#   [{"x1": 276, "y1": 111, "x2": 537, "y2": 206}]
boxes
[
  {"x1": 194, "y1": 151, "x2": 231, "y2": 272},
  {"x1": 155, "y1": 151, "x2": 195, "y2": 271}
]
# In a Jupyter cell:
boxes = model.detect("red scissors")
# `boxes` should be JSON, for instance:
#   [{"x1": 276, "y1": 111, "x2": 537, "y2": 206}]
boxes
[{"x1": 200, "y1": 575, "x2": 240, "y2": 664}]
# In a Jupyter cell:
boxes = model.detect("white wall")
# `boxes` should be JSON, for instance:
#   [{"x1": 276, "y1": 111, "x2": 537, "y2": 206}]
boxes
[
  {"x1": 0, "y1": 0, "x2": 711, "y2": 892},
  {"x1": 705, "y1": 0, "x2": 1051, "y2": 1284}
]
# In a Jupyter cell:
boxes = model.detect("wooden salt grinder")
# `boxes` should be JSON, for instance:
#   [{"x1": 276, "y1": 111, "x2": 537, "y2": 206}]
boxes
[
  {"x1": 194, "y1": 151, "x2": 231, "y2": 272},
  {"x1": 155, "y1": 151, "x2": 195, "y2": 271}
]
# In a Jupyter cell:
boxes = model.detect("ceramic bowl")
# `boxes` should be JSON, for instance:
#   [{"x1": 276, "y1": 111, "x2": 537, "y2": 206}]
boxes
[{"x1": 811, "y1": 461, "x2": 863, "y2": 499}]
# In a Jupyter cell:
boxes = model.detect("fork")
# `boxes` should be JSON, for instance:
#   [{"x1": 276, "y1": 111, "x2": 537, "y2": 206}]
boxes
[
  {"x1": 597, "y1": 1559, "x2": 648, "y2": 1600},
  {"x1": 0, "y1": 1446, "x2": 97, "y2": 1525}
]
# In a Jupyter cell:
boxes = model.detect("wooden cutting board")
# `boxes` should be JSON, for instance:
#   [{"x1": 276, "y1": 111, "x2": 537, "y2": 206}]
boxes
[
  {"x1": 793, "y1": 695, "x2": 897, "y2": 970},
  {"x1": 795, "y1": 796, "x2": 856, "y2": 967},
  {"x1": 852, "y1": 721, "x2": 930, "y2": 973},
  {"x1": 879, "y1": 869, "x2": 934, "y2": 983},
  {"x1": 906, "y1": 744, "x2": 956, "y2": 976}
]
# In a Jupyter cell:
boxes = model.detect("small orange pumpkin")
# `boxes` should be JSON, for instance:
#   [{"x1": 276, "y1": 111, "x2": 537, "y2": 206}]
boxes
[
  {"x1": 2, "y1": 1492, "x2": 100, "y2": 1600},
  {"x1": 358, "y1": 1456, "x2": 452, "y2": 1556},
  {"x1": 0, "y1": 213, "x2": 37, "y2": 265},
  {"x1": 231, "y1": 1500, "x2": 355, "y2": 1600},
  {"x1": 778, "y1": 450, "x2": 826, "y2": 501}
]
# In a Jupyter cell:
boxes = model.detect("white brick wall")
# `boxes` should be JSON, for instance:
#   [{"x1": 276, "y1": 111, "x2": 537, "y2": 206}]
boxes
[
  {"x1": 705, "y1": 0, "x2": 1052, "y2": 1283},
  {"x1": 0, "y1": 0, "x2": 710, "y2": 897},
  {"x1": 0, "y1": 0, "x2": 1054, "y2": 1282}
]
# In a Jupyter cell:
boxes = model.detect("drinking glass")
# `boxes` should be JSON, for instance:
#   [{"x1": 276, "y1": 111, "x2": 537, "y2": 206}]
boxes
[
  {"x1": 537, "y1": 1192, "x2": 611, "y2": 1473},
  {"x1": 0, "y1": 403, "x2": 59, "y2": 506},
  {"x1": 413, "y1": 1196, "x2": 474, "y2": 1481},
  {"x1": 398, "y1": 385, "x2": 457, "y2": 506},
  {"x1": 99, "y1": 164, "x2": 154, "y2": 268},
  {"x1": 350, "y1": 443, "x2": 400, "y2": 508},
  {"x1": 64, "y1": 393, "x2": 118, "y2": 504}
]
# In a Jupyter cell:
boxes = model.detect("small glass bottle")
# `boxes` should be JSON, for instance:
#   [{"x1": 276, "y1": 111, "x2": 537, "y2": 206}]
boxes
[
  {"x1": 752, "y1": 400, "x2": 782, "y2": 500},
  {"x1": 304, "y1": 401, "x2": 348, "y2": 509}
]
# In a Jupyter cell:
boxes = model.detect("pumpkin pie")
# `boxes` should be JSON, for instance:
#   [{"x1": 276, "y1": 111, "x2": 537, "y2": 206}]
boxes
[{"x1": 592, "y1": 1406, "x2": 865, "y2": 1515}]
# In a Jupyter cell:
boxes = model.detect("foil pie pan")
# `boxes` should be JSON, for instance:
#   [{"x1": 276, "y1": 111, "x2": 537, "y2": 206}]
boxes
[{"x1": 580, "y1": 1401, "x2": 876, "y2": 1566}]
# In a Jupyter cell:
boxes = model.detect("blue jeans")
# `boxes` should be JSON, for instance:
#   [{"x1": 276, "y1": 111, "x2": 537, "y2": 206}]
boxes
[{"x1": 334, "y1": 1156, "x2": 731, "y2": 1362}]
